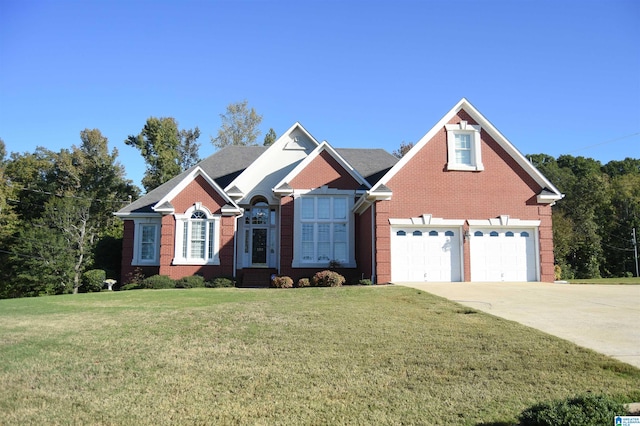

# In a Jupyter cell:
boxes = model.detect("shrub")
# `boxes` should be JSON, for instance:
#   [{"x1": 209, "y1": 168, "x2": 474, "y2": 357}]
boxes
[
  {"x1": 206, "y1": 277, "x2": 235, "y2": 288},
  {"x1": 141, "y1": 275, "x2": 175, "y2": 289},
  {"x1": 518, "y1": 394, "x2": 626, "y2": 426},
  {"x1": 312, "y1": 270, "x2": 345, "y2": 287},
  {"x1": 297, "y1": 278, "x2": 311, "y2": 288},
  {"x1": 175, "y1": 275, "x2": 205, "y2": 288},
  {"x1": 82, "y1": 269, "x2": 106, "y2": 293},
  {"x1": 359, "y1": 278, "x2": 373, "y2": 286},
  {"x1": 272, "y1": 275, "x2": 293, "y2": 288}
]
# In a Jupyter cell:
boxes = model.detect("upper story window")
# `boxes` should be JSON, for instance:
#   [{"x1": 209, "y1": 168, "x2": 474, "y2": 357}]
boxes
[
  {"x1": 445, "y1": 121, "x2": 484, "y2": 171},
  {"x1": 174, "y1": 204, "x2": 220, "y2": 265}
]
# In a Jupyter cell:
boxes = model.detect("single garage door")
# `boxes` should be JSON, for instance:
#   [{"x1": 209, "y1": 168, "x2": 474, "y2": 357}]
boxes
[
  {"x1": 470, "y1": 228, "x2": 537, "y2": 281},
  {"x1": 391, "y1": 227, "x2": 462, "y2": 282}
]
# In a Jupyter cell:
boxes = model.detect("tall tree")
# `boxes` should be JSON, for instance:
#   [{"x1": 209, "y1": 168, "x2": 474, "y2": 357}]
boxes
[
  {"x1": 126, "y1": 117, "x2": 201, "y2": 192},
  {"x1": 392, "y1": 141, "x2": 414, "y2": 158},
  {"x1": 263, "y1": 128, "x2": 277, "y2": 146},
  {"x1": 211, "y1": 100, "x2": 263, "y2": 149},
  {"x1": 2, "y1": 131, "x2": 138, "y2": 298}
]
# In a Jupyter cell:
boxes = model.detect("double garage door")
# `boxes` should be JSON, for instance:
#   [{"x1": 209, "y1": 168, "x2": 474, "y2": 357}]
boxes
[{"x1": 390, "y1": 227, "x2": 537, "y2": 282}]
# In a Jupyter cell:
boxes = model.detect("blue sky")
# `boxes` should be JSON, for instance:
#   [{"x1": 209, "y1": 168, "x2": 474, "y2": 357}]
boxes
[{"x1": 1, "y1": 0, "x2": 639, "y2": 189}]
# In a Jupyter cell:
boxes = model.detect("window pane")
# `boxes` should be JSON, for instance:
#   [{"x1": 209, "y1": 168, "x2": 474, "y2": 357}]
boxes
[
  {"x1": 302, "y1": 224, "x2": 314, "y2": 242},
  {"x1": 334, "y1": 242, "x2": 347, "y2": 262},
  {"x1": 301, "y1": 198, "x2": 314, "y2": 219},
  {"x1": 141, "y1": 225, "x2": 156, "y2": 260},
  {"x1": 191, "y1": 221, "x2": 206, "y2": 259},
  {"x1": 333, "y1": 198, "x2": 346, "y2": 219},
  {"x1": 455, "y1": 133, "x2": 471, "y2": 149},
  {"x1": 182, "y1": 222, "x2": 188, "y2": 258},
  {"x1": 334, "y1": 224, "x2": 347, "y2": 242},
  {"x1": 302, "y1": 242, "x2": 314, "y2": 261},
  {"x1": 318, "y1": 242, "x2": 330, "y2": 261},
  {"x1": 318, "y1": 198, "x2": 330, "y2": 219},
  {"x1": 142, "y1": 225, "x2": 155, "y2": 243},
  {"x1": 318, "y1": 224, "x2": 330, "y2": 242},
  {"x1": 456, "y1": 149, "x2": 471, "y2": 165},
  {"x1": 208, "y1": 222, "x2": 215, "y2": 259}
]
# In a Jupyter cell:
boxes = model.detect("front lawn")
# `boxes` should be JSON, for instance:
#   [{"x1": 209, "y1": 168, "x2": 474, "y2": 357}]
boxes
[{"x1": 0, "y1": 286, "x2": 638, "y2": 425}]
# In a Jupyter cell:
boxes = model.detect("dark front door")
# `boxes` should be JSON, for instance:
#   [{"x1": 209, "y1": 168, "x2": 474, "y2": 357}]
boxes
[{"x1": 252, "y1": 228, "x2": 268, "y2": 264}]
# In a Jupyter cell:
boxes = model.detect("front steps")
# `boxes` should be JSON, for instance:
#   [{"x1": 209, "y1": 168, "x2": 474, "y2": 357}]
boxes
[{"x1": 239, "y1": 268, "x2": 277, "y2": 288}]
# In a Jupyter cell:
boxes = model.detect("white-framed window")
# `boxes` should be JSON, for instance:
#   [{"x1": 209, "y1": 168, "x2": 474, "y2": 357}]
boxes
[
  {"x1": 132, "y1": 219, "x2": 161, "y2": 265},
  {"x1": 295, "y1": 195, "x2": 352, "y2": 266},
  {"x1": 174, "y1": 204, "x2": 221, "y2": 265},
  {"x1": 445, "y1": 121, "x2": 483, "y2": 171}
]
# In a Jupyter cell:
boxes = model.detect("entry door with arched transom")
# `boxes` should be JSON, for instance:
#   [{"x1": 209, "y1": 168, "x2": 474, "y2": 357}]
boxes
[{"x1": 245, "y1": 201, "x2": 275, "y2": 267}]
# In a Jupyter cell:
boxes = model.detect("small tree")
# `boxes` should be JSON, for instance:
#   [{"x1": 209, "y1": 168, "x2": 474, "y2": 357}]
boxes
[
  {"x1": 263, "y1": 128, "x2": 277, "y2": 146},
  {"x1": 392, "y1": 141, "x2": 414, "y2": 158}
]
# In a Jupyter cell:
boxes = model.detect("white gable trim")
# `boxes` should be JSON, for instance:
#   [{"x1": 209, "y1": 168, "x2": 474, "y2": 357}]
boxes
[
  {"x1": 153, "y1": 166, "x2": 240, "y2": 214},
  {"x1": 371, "y1": 98, "x2": 562, "y2": 201},
  {"x1": 272, "y1": 141, "x2": 371, "y2": 192}
]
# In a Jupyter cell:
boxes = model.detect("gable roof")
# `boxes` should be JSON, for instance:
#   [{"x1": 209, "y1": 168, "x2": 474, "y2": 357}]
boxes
[
  {"x1": 273, "y1": 142, "x2": 373, "y2": 194},
  {"x1": 371, "y1": 98, "x2": 563, "y2": 200},
  {"x1": 115, "y1": 146, "x2": 265, "y2": 215}
]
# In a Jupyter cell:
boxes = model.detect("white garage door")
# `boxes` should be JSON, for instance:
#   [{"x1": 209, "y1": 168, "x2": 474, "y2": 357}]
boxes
[
  {"x1": 391, "y1": 227, "x2": 462, "y2": 282},
  {"x1": 470, "y1": 228, "x2": 537, "y2": 282}
]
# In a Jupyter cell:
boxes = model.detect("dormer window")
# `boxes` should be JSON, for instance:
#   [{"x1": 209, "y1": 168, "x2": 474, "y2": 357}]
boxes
[{"x1": 445, "y1": 121, "x2": 484, "y2": 171}]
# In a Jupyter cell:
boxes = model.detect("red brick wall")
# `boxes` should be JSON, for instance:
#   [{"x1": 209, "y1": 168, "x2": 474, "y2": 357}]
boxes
[
  {"x1": 377, "y1": 109, "x2": 555, "y2": 282},
  {"x1": 355, "y1": 205, "x2": 374, "y2": 282},
  {"x1": 279, "y1": 195, "x2": 294, "y2": 277},
  {"x1": 289, "y1": 150, "x2": 361, "y2": 190},
  {"x1": 118, "y1": 175, "x2": 239, "y2": 281}
]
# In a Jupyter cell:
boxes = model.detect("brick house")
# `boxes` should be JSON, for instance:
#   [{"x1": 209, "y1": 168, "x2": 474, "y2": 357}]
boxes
[{"x1": 114, "y1": 99, "x2": 562, "y2": 285}]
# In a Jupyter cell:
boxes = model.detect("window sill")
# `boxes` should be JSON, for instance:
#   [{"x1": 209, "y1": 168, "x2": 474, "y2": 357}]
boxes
[
  {"x1": 447, "y1": 162, "x2": 484, "y2": 172},
  {"x1": 172, "y1": 258, "x2": 221, "y2": 266}
]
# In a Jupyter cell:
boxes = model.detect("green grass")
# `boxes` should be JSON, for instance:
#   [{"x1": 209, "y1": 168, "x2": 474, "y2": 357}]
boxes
[
  {"x1": 1, "y1": 286, "x2": 638, "y2": 425},
  {"x1": 568, "y1": 277, "x2": 640, "y2": 285}
]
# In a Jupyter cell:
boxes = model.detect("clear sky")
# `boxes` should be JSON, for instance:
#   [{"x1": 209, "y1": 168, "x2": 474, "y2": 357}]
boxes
[{"x1": 1, "y1": 0, "x2": 639, "y2": 189}]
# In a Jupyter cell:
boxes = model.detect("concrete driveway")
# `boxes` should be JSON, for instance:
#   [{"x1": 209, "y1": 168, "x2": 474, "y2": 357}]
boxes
[{"x1": 396, "y1": 282, "x2": 640, "y2": 369}]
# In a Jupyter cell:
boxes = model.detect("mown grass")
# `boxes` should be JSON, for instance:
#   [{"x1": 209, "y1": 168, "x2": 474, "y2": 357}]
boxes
[
  {"x1": 568, "y1": 277, "x2": 640, "y2": 285},
  {"x1": 1, "y1": 286, "x2": 638, "y2": 425}
]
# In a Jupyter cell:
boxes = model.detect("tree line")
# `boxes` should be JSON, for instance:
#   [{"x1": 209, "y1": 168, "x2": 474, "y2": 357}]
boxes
[{"x1": 0, "y1": 102, "x2": 638, "y2": 298}]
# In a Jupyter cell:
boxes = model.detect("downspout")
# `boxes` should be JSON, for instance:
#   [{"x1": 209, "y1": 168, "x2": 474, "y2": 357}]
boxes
[
  {"x1": 371, "y1": 202, "x2": 376, "y2": 284},
  {"x1": 233, "y1": 209, "x2": 244, "y2": 279}
]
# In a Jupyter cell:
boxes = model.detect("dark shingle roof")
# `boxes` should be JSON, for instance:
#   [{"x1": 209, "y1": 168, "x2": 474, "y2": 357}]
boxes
[{"x1": 116, "y1": 146, "x2": 396, "y2": 214}]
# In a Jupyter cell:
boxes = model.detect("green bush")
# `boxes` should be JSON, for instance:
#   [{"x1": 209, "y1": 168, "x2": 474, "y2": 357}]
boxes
[
  {"x1": 82, "y1": 269, "x2": 106, "y2": 293},
  {"x1": 175, "y1": 275, "x2": 205, "y2": 288},
  {"x1": 312, "y1": 270, "x2": 345, "y2": 287},
  {"x1": 358, "y1": 278, "x2": 373, "y2": 286},
  {"x1": 518, "y1": 394, "x2": 626, "y2": 426},
  {"x1": 297, "y1": 278, "x2": 311, "y2": 288},
  {"x1": 271, "y1": 276, "x2": 293, "y2": 288},
  {"x1": 141, "y1": 275, "x2": 175, "y2": 289},
  {"x1": 205, "y1": 277, "x2": 235, "y2": 288}
]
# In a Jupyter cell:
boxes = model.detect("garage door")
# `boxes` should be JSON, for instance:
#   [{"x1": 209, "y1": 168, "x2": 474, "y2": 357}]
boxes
[
  {"x1": 391, "y1": 227, "x2": 462, "y2": 282},
  {"x1": 470, "y1": 228, "x2": 537, "y2": 281}
]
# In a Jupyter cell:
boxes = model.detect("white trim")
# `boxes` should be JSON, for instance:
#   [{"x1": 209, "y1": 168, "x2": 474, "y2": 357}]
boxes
[
  {"x1": 291, "y1": 191, "x2": 356, "y2": 268},
  {"x1": 154, "y1": 166, "x2": 240, "y2": 214},
  {"x1": 389, "y1": 214, "x2": 465, "y2": 226},
  {"x1": 131, "y1": 218, "x2": 161, "y2": 266},
  {"x1": 445, "y1": 122, "x2": 484, "y2": 171},
  {"x1": 467, "y1": 217, "x2": 541, "y2": 227},
  {"x1": 173, "y1": 204, "x2": 221, "y2": 266}
]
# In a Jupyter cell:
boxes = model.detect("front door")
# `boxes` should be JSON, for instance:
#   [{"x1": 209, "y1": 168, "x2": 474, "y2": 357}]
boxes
[{"x1": 252, "y1": 228, "x2": 268, "y2": 265}]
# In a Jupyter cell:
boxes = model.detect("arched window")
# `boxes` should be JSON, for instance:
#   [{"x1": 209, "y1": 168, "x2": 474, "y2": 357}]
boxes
[
  {"x1": 413, "y1": 230, "x2": 423, "y2": 236},
  {"x1": 429, "y1": 230, "x2": 439, "y2": 236},
  {"x1": 445, "y1": 230, "x2": 454, "y2": 237},
  {"x1": 174, "y1": 205, "x2": 220, "y2": 265},
  {"x1": 505, "y1": 231, "x2": 514, "y2": 237},
  {"x1": 490, "y1": 231, "x2": 499, "y2": 237},
  {"x1": 521, "y1": 231, "x2": 530, "y2": 237},
  {"x1": 474, "y1": 231, "x2": 483, "y2": 237},
  {"x1": 396, "y1": 230, "x2": 406, "y2": 236}
]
